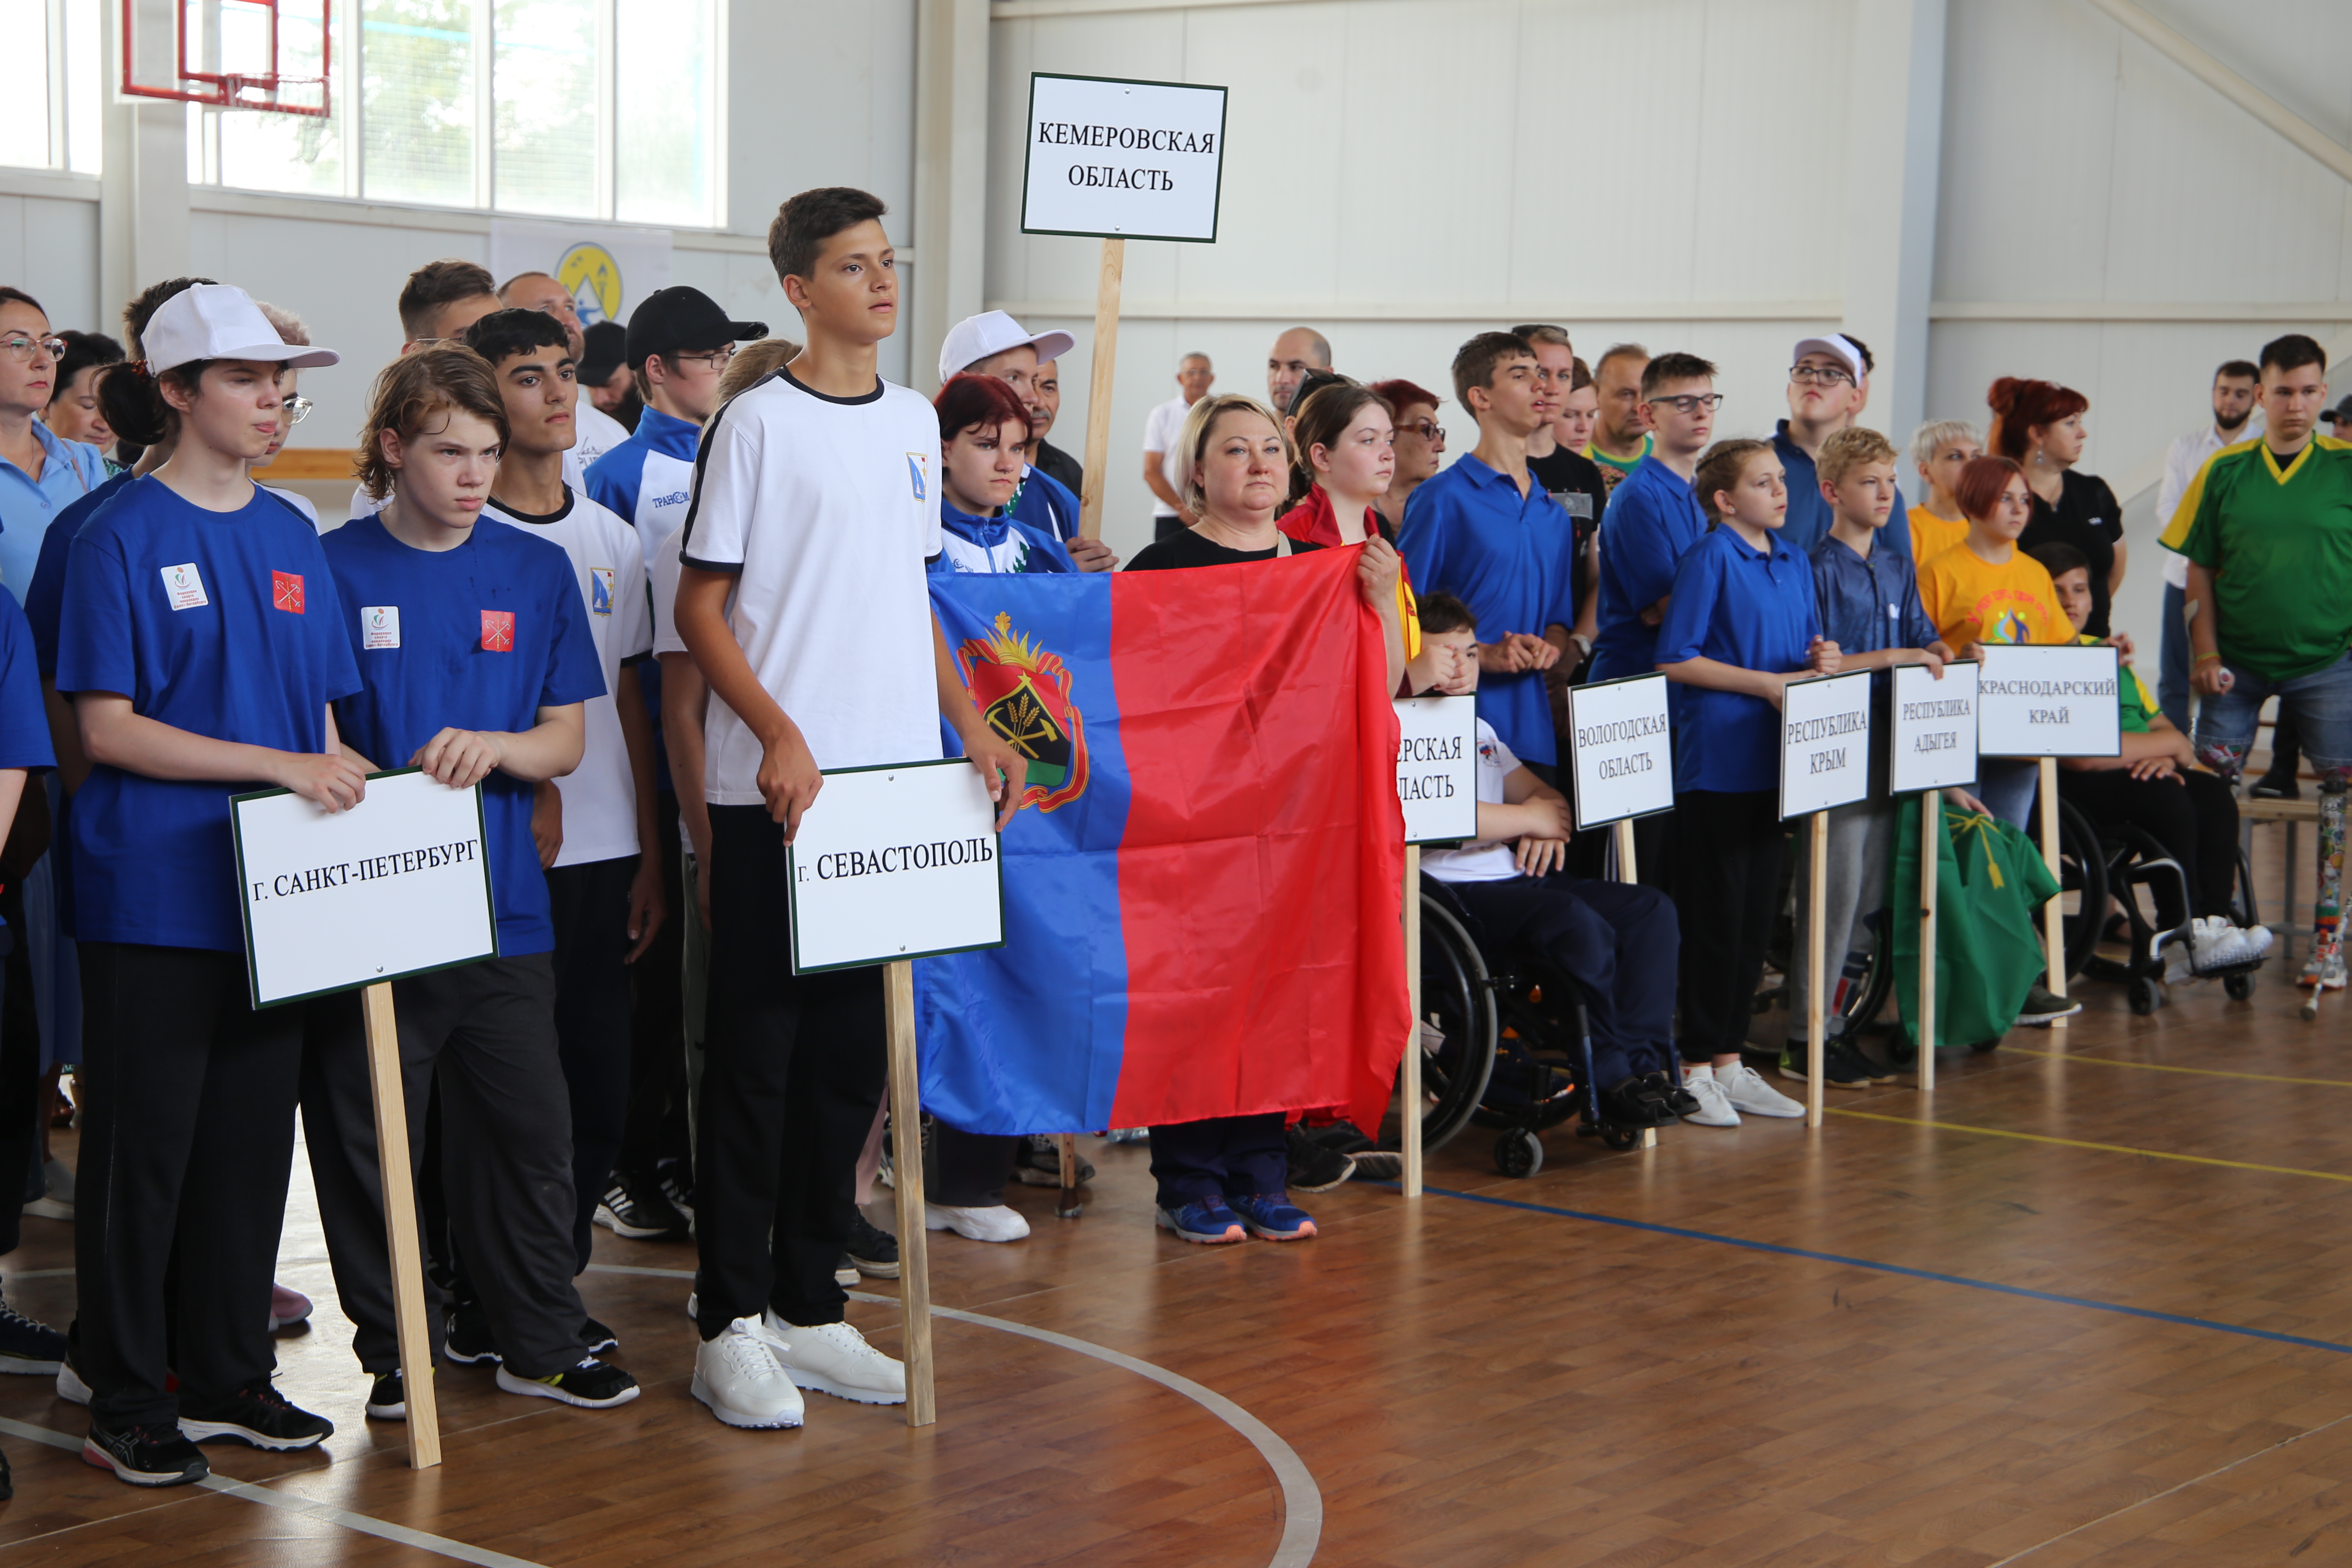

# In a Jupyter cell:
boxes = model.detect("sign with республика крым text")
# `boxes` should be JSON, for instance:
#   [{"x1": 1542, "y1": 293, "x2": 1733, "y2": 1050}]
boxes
[
  {"x1": 1890, "y1": 659, "x2": 1979, "y2": 794},
  {"x1": 1393, "y1": 694, "x2": 1478, "y2": 845},
  {"x1": 1975, "y1": 643, "x2": 2122, "y2": 759},
  {"x1": 785, "y1": 760, "x2": 1008, "y2": 974},
  {"x1": 1022, "y1": 74, "x2": 1228, "y2": 242},
  {"x1": 1779, "y1": 669, "x2": 1874, "y2": 820},
  {"x1": 1565, "y1": 672, "x2": 1674, "y2": 830},
  {"x1": 231, "y1": 767, "x2": 498, "y2": 1008}
]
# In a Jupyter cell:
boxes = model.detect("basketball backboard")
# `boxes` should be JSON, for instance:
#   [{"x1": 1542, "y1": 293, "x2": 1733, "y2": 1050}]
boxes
[{"x1": 120, "y1": 0, "x2": 331, "y2": 117}]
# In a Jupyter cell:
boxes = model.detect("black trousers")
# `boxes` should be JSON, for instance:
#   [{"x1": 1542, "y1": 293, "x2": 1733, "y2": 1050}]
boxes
[
  {"x1": 927, "y1": 1123, "x2": 1017, "y2": 1208},
  {"x1": 2059, "y1": 766, "x2": 2241, "y2": 929},
  {"x1": 547, "y1": 854, "x2": 640, "y2": 1271},
  {"x1": 301, "y1": 954, "x2": 586, "y2": 1378},
  {"x1": 77, "y1": 943, "x2": 301, "y2": 1427},
  {"x1": 695, "y1": 805, "x2": 886, "y2": 1336},
  {"x1": 1443, "y1": 873, "x2": 1678, "y2": 1088},
  {"x1": 618, "y1": 792, "x2": 690, "y2": 1180},
  {"x1": 0, "y1": 885, "x2": 36, "y2": 1257},
  {"x1": 1669, "y1": 790, "x2": 1785, "y2": 1063},
  {"x1": 1147, "y1": 1113, "x2": 1287, "y2": 1208}
]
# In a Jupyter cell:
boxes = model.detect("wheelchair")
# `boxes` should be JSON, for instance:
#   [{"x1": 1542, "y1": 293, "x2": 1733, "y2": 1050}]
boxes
[
  {"x1": 1384, "y1": 873, "x2": 1676, "y2": 1178},
  {"x1": 2052, "y1": 796, "x2": 2264, "y2": 1016}
]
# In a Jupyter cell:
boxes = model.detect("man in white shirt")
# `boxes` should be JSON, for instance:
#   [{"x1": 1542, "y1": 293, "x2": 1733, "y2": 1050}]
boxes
[
  {"x1": 2156, "y1": 358, "x2": 2262, "y2": 734},
  {"x1": 1142, "y1": 352, "x2": 1213, "y2": 542},
  {"x1": 498, "y1": 270, "x2": 631, "y2": 472}
]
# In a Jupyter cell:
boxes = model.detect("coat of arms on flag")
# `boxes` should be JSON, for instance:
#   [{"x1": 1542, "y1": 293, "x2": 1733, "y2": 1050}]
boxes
[{"x1": 956, "y1": 611, "x2": 1088, "y2": 812}]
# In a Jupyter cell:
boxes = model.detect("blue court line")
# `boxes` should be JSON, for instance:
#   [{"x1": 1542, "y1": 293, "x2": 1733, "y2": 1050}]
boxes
[{"x1": 1421, "y1": 1184, "x2": 2352, "y2": 1357}]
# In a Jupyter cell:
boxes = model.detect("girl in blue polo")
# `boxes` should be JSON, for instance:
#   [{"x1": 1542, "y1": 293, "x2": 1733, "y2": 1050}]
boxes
[{"x1": 54, "y1": 283, "x2": 354, "y2": 1485}]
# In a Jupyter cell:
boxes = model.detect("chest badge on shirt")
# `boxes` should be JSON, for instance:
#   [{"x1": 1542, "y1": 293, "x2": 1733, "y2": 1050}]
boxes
[
  {"x1": 159, "y1": 562, "x2": 208, "y2": 611},
  {"x1": 363, "y1": 606, "x2": 401, "y2": 650},
  {"x1": 906, "y1": 452, "x2": 930, "y2": 502},
  {"x1": 481, "y1": 609, "x2": 515, "y2": 652},
  {"x1": 272, "y1": 570, "x2": 305, "y2": 614},
  {"x1": 590, "y1": 567, "x2": 616, "y2": 616}
]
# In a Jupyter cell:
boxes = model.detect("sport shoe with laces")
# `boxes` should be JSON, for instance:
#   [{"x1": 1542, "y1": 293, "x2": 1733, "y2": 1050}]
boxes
[
  {"x1": 595, "y1": 1172, "x2": 690, "y2": 1240},
  {"x1": 1283, "y1": 1125, "x2": 1354, "y2": 1192},
  {"x1": 55, "y1": 1344, "x2": 90, "y2": 1405},
  {"x1": 442, "y1": 1305, "x2": 501, "y2": 1364},
  {"x1": 2016, "y1": 983, "x2": 2082, "y2": 1024},
  {"x1": 924, "y1": 1203, "x2": 1030, "y2": 1243},
  {"x1": 366, "y1": 1369, "x2": 411, "y2": 1421},
  {"x1": 268, "y1": 1283, "x2": 312, "y2": 1332},
  {"x1": 84, "y1": 1420, "x2": 207, "y2": 1486},
  {"x1": 177, "y1": 1380, "x2": 334, "y2": 1449},
  {"x1": 2301, "y1": 951, "x2": 2349, "y2": 990},
  {"x1": 1717, "y1": 1061, "x2": 1805, "y2": 1118},
  {"x1": 847, "y1": 1211, "x2": 900, "y2": 1278},
  {"x1": 0, "y1": 1296, "x2": 67, "y2": 1373},
  {"x1": 582, "y1": 1316, "x2": 619, "y2": 1355},
  {"x1": 1155, "y1": 1197, "x2": 1246, "y2": 1243},
  {"x1": 496, "y1": 1357, "x2": 640, "y2": 1409},
  {"x1": 1777, "y1": 1043, "x2": 1870, "y2": 1090},
  {"x1": 1229, "y1": 1193, "x2": 1316, "y2": 1240},
  {"x1": 763, "y1": 1314, "x2": 905, "y2": 1405},
  {"x1": 692, "y1": 1316, "x2": 802, "y2": 1428},
  {"x1": 1675, "y1": 1066, "x2": 1740, "y2": 1127},
  {"x1": 658, "y1": 1166, "x2": 696, "y2": 1222},
  {"x1": 833, "y1": 1255, "x2": 859, "y2": 1287}
]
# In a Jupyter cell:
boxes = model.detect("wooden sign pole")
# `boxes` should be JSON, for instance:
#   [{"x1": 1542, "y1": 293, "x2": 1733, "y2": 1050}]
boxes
[
  {"x1": 2037, "y1": 756, "x2": 2067, "y2": 1029},
  {"x1": 361, "y1": 981, "x2": 439, "y2": 1469},
  {"x1": 1805, "y1": 812, "x2": 1828, "y2": 1130},
  {"x1": 1401, "y1": 845, "x2": 1422, "y2": 1197},
  {"x1": 1613, "y1": 819, "x2": 1637, "y2": 884},
  {"x1": 1917, "y1": 793, "x2": 1939, "y2": 1094},
  {"x1": 1075, "y1": 238, "x2": 1126, "y2": 543},
  {"x1": 884, "y1": 960, "x2": 937, "y2": 1427}
]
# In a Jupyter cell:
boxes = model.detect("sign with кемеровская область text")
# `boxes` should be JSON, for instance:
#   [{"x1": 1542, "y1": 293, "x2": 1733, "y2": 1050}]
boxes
[{"x1": 1022, "y1": 74, "x2": 1228, "y2": 243}]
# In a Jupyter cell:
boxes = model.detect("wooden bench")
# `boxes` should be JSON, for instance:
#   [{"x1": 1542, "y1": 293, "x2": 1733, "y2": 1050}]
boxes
[{"x1": 2240, "y1": 791, "x2": 2325, "y2": 961}]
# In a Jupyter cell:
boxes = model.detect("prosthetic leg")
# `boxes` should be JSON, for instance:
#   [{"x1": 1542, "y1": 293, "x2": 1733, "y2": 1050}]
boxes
[{"x1": 2302, "y1": 777, "x2": 2346, "y2": 1021}]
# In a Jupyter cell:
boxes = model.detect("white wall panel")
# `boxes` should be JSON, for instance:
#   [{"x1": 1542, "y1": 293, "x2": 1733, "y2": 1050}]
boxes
[{"x1": 0, "y1": 194, "x2": 100, "y2": 334}]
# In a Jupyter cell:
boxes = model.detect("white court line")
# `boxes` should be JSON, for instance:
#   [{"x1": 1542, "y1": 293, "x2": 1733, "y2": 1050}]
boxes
[{"x1": 587, "y1": 1263, "x2": 1325, "y2": 1568}]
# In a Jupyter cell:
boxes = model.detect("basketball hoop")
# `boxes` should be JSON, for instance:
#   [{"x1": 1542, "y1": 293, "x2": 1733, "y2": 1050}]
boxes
[{"x1": 120, "y1": 0, "x2": 332, "y2": 118}]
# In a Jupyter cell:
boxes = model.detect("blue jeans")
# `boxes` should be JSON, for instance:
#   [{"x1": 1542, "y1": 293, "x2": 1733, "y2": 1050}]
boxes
[
  {"x1": 2191, "y1": 649, "x2": 2352, "y2": 781},
  {"x1": 2158, "y1": 581, "x2": 2191, "y2": 734},
  {"x1": 1975, "y1": 758, "x2": 2040, "y2": 831}
]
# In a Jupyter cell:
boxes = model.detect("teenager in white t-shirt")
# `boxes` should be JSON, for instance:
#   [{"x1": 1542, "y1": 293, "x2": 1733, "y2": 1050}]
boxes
[
  {"x1": 672, "y1": 186, "x2": 1029, "y2": 1432},
  {"x1": 497, "y1": 270, "x2": 628, "y2": 471},
  {"x1": 1142, "y1": 352, "x2": 1213, "y2": 541},
  {"x1": 463, "y1": 309, "x2": 668, "y2": 1280}
]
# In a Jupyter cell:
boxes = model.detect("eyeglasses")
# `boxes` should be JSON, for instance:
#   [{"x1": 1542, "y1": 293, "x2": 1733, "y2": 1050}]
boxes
[
  {"x1": 1646, "y1": 393, "x2": 1724, "y2": 415},
  {"x1": 0, "y1": 334, "x2": 65, "y2": 364},
  {"x1": 1789, "y1": 364, "x2": 1855, "y2": 387},
  {"x1": 1400, "y1": 420, "x2": 1447, "y2": 442},
  {"x1": 671, "y1": 345, "x2": 735, "y2": 371},
  {"x1": 283, "y1": 394, "x2": 313, "y2": 426}
]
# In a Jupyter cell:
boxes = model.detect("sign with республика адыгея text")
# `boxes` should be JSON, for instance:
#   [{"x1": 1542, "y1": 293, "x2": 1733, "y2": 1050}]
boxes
[
  {"x1": 1890, "y1": 659, "x2": 1979, "y2": 794},
  {"x1": 1975, "y1": 643, "x2": 2122, "y2": 759},
  {"x1": 1779, "y1": 669, "x2": 1874, "y2": 820},
  {"x1": 1022, "y1": 74, "x2": 1228, "y2": 243}
]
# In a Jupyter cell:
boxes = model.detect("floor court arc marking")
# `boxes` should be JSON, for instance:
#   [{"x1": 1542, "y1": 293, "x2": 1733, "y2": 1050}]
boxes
[
  {"x1": 1825, "y1": 1108, "x2": 2352, "y2": 1183},
  {"x1": 1422, "y1": 1186, "x2": 2352, "y2": 1357},
  {"x1": 2000, "y1": 1045, "x2": 2352, "y2": 1089},
  {"x1": 0, "y1": 1414, "x2": 549, "y2": 1568},
  {"x1": 582, "y1": 1265, "x2": 1324, "y2": 1568}
]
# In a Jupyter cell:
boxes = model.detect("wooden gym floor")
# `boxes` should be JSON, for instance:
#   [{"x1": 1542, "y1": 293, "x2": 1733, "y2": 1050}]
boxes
[{"x1": 0, "y1": 842, "x2": 2342, "y2": 1564}]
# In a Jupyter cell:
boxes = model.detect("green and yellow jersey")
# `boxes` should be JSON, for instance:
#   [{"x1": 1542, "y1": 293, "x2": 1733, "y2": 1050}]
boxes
[{"x1": 2161, "y1": 434, "x2": 2352, "y2": 683}]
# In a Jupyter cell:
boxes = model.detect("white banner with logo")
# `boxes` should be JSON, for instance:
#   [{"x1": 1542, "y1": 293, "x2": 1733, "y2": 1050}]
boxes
[{"x1": 488, "y1": 218, "x2": 674, "y2": 329}]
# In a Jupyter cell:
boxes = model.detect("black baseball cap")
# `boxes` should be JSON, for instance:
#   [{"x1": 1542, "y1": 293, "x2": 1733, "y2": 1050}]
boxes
[
  {"x1": 2324, "y1": 395, "x2": 2352, "y2": 427},
  {"x1": 579, "y1": 320, "x2": 626, "y2": 385},
  {"x1": 625, "y1": 286, "x2": 766, "y2": 367}
]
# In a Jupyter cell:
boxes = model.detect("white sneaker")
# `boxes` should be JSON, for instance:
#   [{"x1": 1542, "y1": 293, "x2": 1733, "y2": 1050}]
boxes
[
  {"x1": 691, "y1": 1316, "x2": 804, "y2": 1429},
  {"x1": 2302, "y1": 952, "x2": 2349, "y2": 990},
  {"x1": 1676, "y1": 1066, "x2": 1740, "y2": 1128},
  {"x1": 2238, "y1": 923, "x2": 2275, "y2": 960},
  {"x1": 764, "y1": 1314, "x2": 905, "y2": 1406},
  {"x1": 924, "y1": 1203, "x2": 1029, "y2": 1243},
  {"x1": 2187, "y1": 916, "x2": 2242, "y2": 974},
  {"x1": 1717, "y1": 1062, "x2": 1805, "y2": 1119}
]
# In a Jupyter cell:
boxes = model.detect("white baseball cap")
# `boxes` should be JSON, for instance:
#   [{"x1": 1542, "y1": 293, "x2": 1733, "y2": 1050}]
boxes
[
  {"x1": 1791, "y1": 334, "x2": 1865, "y2": 383},
  {"x1": 142, "y1": 283, "x2": 341, "y2": 374},
  {"x1": 937, "y1": 310, "x2": 1075, "y2": 384}
]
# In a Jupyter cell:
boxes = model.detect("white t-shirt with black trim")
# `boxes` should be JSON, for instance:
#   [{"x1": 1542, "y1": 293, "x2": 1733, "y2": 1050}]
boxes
[
  {"x1": 486, "y1": 486, "x2": 654, "y2": 865},
  {"x1": 1419, "y1": 718, "x2": 1524, "y2": 884},
  {"x1": 680, "y1": 368, "x2": 943, "y2": 804}
]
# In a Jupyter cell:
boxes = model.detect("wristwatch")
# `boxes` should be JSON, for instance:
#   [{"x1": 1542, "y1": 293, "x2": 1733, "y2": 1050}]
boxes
[{"x1": 1568, "y1": 632, "x2": 1593, "y2": 659}]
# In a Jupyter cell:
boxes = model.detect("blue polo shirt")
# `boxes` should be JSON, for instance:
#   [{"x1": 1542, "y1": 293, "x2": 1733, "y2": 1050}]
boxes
[
  {"x1": 1589, "y1": 455, "x2": 1709, "y2": 683},
  {"x1": 1772, "y1": 420, "x2": 1912, "y2": 558},
  {"x1": 1400, "y1": 454, "x2": 1575, "y2": 763},
  {"x1": 0, "y1": 424, "x2": 106, "y2": 608},
  {"x1": 321, "y1": 516, "x2": 604, "y2": 957},
  {"x1": 1656, "y1": 524, "x2": 1821, "y2": 795},
  {"x1": 26, "y1": 469, "x2": 132, "y2": 677},
  {"x1": 57, "y1": 477, "x2": 362, "y2": 952},
  {"x1": 1810, "y1": 532, "x2": 1937, "y2": 658},
  {"x1": 1009, "y1": 464, "x2": 1082, "y2": 543}
]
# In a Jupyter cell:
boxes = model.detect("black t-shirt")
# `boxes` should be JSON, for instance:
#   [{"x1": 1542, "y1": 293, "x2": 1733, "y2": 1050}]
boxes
[
  {"x1": 1125, "y1": 530, "x2": 1326, "y2": 572},
  {"x1": 2017, "y1": 468, "x2": 2124, "y2": 637},
  {"x1": 1527, "y1": 444, "x2": 1608, "y2": 606},
  {"x1": 1033, "y1": 439, "x2": 1086, "y2": 499}
]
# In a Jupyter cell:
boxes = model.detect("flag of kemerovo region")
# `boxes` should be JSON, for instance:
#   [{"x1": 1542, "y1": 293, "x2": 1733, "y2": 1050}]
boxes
[{"x1": 919, "y1": 546, "x2": 1410, "y2": 1138}]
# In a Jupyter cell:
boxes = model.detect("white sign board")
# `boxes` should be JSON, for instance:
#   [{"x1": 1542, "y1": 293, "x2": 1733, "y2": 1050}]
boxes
[
  {"x1": 1021, "y1": 74, "x2": 1229, "y2": 243},
  {"x1": 786, "y1": 760, "x2": 1007, "y2": 974},
  {"x1": 231, "y1": 769, "x2": 496, "y2": 1008},
  {"x1": 1393, "y1": 695, "x2": 1478, "y2": 845},
  {"x1": 1890, "y1": 660, "x2": 1980, "y2": 794},
  {"x1": 488, "y1": 217, "x2": 674, "y2": 329},
  {"x1": 1977, "y1": 644, "x2": 2122, "y2": 759},
  {"x1": 1780, "y1": 670, "x2": 1874, "y2": 820},
  {"x1": 1565, "y1": 673, "x2": 1675, "y2": 830}
]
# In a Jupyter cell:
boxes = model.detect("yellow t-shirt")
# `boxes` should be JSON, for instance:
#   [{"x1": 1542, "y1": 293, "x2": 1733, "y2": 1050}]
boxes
[
  {"x1": 1918, "y1": 544, "x2": 2069, "y2": 649},
  {"x1": 1907, "y1": 505, "x2": 1968, "y2": 566}
]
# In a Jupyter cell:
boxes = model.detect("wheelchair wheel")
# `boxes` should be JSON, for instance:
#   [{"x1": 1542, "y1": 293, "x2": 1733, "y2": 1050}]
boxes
[
  {"x1": 2055, "y1": 800, "x2": 2110, "y2": 981},
  {"x1": 2226, "y1": 973, "x2": 2255, "y2": 1001},
  {"x1": 1494, "y1": 1127, "x2": 1543, "y2": 1178},
  {"x1": 2128, "y1": 976, "x2": 2161, "y2": 1016},
  {"x1": 1395, "y1": 892, "x2": 1498, "y2": 1155}
]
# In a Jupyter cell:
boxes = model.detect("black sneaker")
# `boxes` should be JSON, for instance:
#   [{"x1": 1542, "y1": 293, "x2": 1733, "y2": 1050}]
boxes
[
  {"x1": 594, "y1": 1173, "x2": 690, "y2": 1240},
  {"x1": 2250, "y1": 770, "x2": 2300, "y2": 801},
  {"x1": 1012, "y1": 1134, "x2": 1092, "y2": 1187},
  {"x1": 83, "y1": 1419, "x2": 208, "y2": 1486},
  {"x1": 0, "y1": 1296, "x2": 67, "y2": 1374},
  {"x1": 1779, "y1": 1043, "x2": 1871, "y2": 1089},
  {"x1": 1284, "y1": 1125, "x2": 1355, "y2": 1193},
  {"x1": 1641, "y1": 1071, "x2": 1700, "y2": 1118},
  {"x1": 847, "y1": 1211, "x2": 900, "y2": 1279},
  {"x1": 833, "y1": 1255, "x2": 859, "y2": 1287},
  {"x1": 365, "y1": 1369, "x2": 410, "y2": 1421},
  {"x1": 1600, "y1": 1076, "x2": 1679, "y2": 1127},
  {"x1": 1348, "y1": 1150, "x2": 1404, "y2": 1179},
  {"x1": 1304, "y1": 1120, "x2": 1376, "y2": 1155},
  {"x1": 657, "y1": 1162, "x2": 696, "y2": 1222},
  {"x1": 582, "y1": 1316, "x2": 619, "y2": 1356},
  {"x1": 495, "y1": 1357, "x2": 640, "y2": 1409},
  {"x1": 443, "y1": 1305, "x2": 502, "y2": 1365},
  {"x1": 2016, "y1": 984, "x2": 2083, "y2": 1025},
  {"x1": 178, "y1": 1380, "x2": 334, "y2": 1450}
]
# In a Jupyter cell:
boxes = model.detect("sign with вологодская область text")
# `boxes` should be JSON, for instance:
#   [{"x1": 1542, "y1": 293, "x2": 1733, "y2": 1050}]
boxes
[
  {"x1": 1565, "y1": 672, "x2": 1675, "y2": 830},
  {"x1": 1889, "y1": 659, "x2": 1979, "y2": 794},
  {"x1": 1779, "y1": 669, "x2": 1874, "y2": 820},
  {"x1": 1975, "y1": 643, "x2": 2122, "y2": 759},
  {"x1": 785, "y1": 760, "x2": 1008, "y2": 974},
  {"x1": 1022, "y1": 74, "x2": 1228, "y2": 243},
  {"x1": 230, "y1": 767, "x2": 498, "y2": 1009},
  {"x1": 1393, "y1": 694, "x2": 1478, "y2": 845}
]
